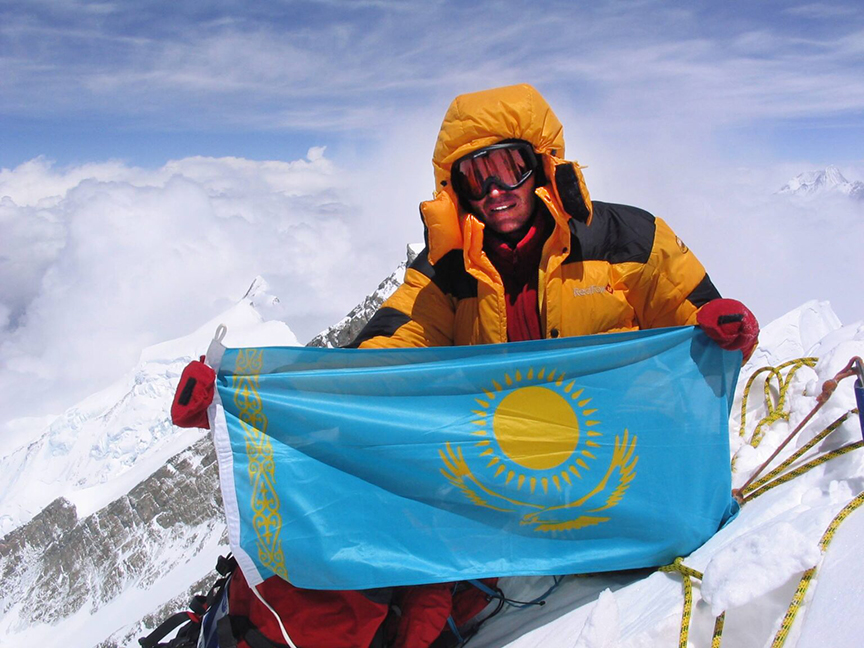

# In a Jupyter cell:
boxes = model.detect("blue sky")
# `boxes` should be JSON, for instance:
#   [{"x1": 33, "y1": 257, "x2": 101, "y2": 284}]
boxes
[{"x1": 3, "y1": 0, "x2": 864, "y2": 168}]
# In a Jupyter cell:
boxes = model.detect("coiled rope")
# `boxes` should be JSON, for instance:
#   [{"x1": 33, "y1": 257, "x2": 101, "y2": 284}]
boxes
[{"x1": 737, "y1": 358, "x2": 817, "y2": 449}]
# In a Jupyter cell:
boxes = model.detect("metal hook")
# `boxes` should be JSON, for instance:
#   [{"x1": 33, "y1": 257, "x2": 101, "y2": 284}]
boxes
[
  {"x1": 214, "y1": 324, "x2": 228, "y2": 343},
  {"x1": 853, "y1": 357, "x2": 864, "y2": 442},
  {"x1": 853, "y1": 357, "x2": 864, "y2": 387}
]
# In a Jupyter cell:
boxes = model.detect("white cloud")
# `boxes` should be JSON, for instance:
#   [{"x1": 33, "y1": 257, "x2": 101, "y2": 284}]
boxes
[
  {"x1": 568, "y1": 135, "x2": 864, "y2": 328},
  {"x1": 0, "y1": 151, "x2": 397, "y2": 428},
  {"x1": 784, "y1": 3, "x2": 860, "y2": 19}
]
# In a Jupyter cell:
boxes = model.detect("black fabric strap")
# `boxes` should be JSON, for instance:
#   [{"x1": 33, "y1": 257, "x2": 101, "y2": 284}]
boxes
[
  {"x1": 243, "y1": 627, "x2": 289, "y2": 648},
  {"x1": 138, "y1": 612, "x2": 194, "y2": 648},
  {"x1": 219, "y1": 615, "x2": 290, "y2": 648},
  {"x1": 216, "y1": 615, "x2": 238, "y2": 648},
  {"x1": 177, "y1": 378, "x2": 196, "y2": 406},
  {"x1": 217, "y1": 554, "x2": 237, "y2": 576}
]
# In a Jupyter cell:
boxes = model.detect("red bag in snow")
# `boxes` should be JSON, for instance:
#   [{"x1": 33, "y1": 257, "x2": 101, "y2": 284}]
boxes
[
  {"x1": 171, "y1": 356, "x2": 216, "y2": 428},
  {"x1": 226, "y1": 567, "x2": 391, "y2": 648}
]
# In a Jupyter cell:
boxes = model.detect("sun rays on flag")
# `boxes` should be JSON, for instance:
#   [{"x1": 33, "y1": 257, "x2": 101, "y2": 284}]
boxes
[{"x1": 471, "y1": 368, "x2": 603, "y2": 494}]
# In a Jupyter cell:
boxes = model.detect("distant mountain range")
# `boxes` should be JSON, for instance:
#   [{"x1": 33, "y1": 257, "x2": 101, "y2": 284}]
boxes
[{"x1": 778, "y1": 165, "x2": 864, "y2": 200}]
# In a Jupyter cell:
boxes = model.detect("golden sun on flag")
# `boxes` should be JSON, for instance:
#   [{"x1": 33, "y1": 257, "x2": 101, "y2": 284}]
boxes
[{"x1": 471, "y1": 368, "x2": 603, "y2": 494}]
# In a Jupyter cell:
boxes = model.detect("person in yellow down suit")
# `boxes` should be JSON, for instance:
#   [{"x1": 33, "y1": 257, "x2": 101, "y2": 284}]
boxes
[
  {"x1": 349, "y1": 84, "x2": 759, "y2": 353},
  {"x1": 171, "y1": 84, "x2": 759, "y2": 648}
]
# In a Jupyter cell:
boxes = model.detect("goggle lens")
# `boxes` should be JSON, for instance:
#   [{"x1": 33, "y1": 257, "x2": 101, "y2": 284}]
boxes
[{"x1": 452, "y1": 142, "x2": 537, "y2": 201}]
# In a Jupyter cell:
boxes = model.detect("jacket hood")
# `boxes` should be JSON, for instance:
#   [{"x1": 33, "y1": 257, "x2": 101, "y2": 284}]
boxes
[
  {"x1": 422, "y1": 84, "x2": 592, "y2": 267},
  {"x1": 432, "y1": 84, "x2": 565, "y2": 190}
]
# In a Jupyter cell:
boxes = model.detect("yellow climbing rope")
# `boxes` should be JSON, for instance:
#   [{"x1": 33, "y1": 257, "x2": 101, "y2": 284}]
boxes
[
  {"x1": 734, "y1": 356, "x2": 863, "y2": 501},
  {"x1": 742, "y1": 434, "x2": 861, "y2": 503},
  {"x1": 742, "y1": 410, "x2": 857, "y2": 495},
  {"x1": 658, "y1": 558, "x2": 726, "y2": 648},
  {"x1": 737, "y1": 358, "x2": 817, "y2": 448},
  {"x1": 658, "y1": 558, "x2": 702, "y2": 648},
  {"x1": 770, "y1": 491, "x2": 864, "y2": 648},
  {"x1": 660, "y1": 356, "x2": 864, "y2": 648},
  {"x1": 711, "y1": 613, "x2": 725, "y2": 648}
]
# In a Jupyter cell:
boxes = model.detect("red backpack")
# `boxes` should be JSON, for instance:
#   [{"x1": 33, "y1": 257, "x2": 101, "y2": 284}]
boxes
[{"x1": 139, "y1": 556, "x2": 504, "y2": 648}]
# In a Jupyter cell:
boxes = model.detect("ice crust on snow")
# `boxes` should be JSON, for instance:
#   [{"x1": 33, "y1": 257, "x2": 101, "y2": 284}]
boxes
[
  {"x1": 701, "y1": 521, "x2": 821, "y2": 616},
  {"x1": 573, "y1": 589, "x2": 620, "y2": 648}
]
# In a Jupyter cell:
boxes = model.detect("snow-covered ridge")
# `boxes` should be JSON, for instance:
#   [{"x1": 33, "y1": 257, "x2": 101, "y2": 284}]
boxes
[
  {"x1": 778, "y1": 165, "x2": 864, "y2": 200},
  {"x1": 308, "y1": 243, "x2": 422, "y2": 348},
  {"x1": 0, "y1": 277, "x2": 299, "y2": 537}
]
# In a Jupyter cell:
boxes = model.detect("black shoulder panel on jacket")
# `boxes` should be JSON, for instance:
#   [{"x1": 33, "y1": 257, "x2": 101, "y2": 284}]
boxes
[
  {"x1": 412, "y1": 247, "x2": 478, "y2": 300},
  {"x1": 344, "y1": 307, "x2": 412, "y2": 348},
  {"x1": 554, "y1": 165, "x2": 592, "y2": 223},
  {"x1": 686, "y1": 273, "x2": 722, "y2": 307},
  {"x1": 564, "y1": 201, "x2": 655, "y2": 265}
]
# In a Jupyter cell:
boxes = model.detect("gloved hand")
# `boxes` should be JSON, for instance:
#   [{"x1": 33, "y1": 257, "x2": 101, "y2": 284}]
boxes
[
  {"x1": 171, "y1": 356, "x2": 216, "y2": 428},
  {"x1": 697, "y1": 298, "x2": 759, "y2": 359}
]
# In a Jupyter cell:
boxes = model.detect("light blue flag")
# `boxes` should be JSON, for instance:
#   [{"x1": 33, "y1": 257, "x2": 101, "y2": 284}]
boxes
[{"x1": 208, "y1": 326, "x2": 740, "y2": 590}]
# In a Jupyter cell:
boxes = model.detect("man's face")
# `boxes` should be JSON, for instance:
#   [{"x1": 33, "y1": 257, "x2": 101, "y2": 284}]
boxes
[{"x1": 468, "y1": 175, "x2": 537, "y2": 240}]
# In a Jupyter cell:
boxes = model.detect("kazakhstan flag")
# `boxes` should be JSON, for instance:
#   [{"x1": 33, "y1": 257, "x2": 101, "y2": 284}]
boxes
[{"x1": 207, "y1": 327, "x2": 740, "y2": 590}]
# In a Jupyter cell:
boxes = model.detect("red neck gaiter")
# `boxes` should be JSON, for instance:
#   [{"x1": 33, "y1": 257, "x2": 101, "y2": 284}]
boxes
[{"x1": 483, "y1": 209, "x2": 552, "y2": 342}]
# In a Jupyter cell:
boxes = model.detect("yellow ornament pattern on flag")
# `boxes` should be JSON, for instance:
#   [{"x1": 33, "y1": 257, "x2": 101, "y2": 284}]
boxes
[{"x1": 233, "y1": 348, "x2": 288, "y2": 580}]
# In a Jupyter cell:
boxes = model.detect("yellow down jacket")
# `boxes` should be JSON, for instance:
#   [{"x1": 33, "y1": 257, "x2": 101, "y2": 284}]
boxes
[{"x1": 351, "y1": 84, "x2": 719, "y2": 349}]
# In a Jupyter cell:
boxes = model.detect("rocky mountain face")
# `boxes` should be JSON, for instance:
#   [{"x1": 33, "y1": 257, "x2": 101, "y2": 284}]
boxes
[
  {"x1": 777, "y1": 165, "x2": 864, "y2": 200},
  {"x1": 0, "y1": 248, "x2": 414, "y2": 647},
  {"x1": 307, "y1": 244, "x2": 419, "y2": 348},
  {"x1": 0, "y1": 436, "x2": 224, "y2": 647}
]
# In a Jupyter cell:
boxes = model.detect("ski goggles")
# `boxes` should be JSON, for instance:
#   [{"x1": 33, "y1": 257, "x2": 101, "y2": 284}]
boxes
[{"x1": 450, "y1": 140, "x2": 539, "y2": 202}]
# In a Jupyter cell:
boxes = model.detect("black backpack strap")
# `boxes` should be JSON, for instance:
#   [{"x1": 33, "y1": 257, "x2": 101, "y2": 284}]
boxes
[
  {"x1": 218, "y1": 614, "x2": 290, "y2": 648},
  {"x1": 217, "y1": 554, "x2": 238, "y2": 576},
  {"x1": 216, "y1": 615, "x2": 238, "y2": 648},
  {"x1": 138, "y1": 554, "x2": 237, "y2": 648},
  {"x1": 138, "y1": 612, "x2": 197, "y2": 648}
]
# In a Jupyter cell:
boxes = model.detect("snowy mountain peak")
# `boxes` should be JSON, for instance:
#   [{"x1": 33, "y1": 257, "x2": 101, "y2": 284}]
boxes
[
  {"x1": 0, "y1": 277, "x2": 301, "y2": 537},
  {"x1": 243, "y1": 275, "x2": 270, "y2": 300},
  {"x1": 778, "y1": 166, "x2": 864, "y2": 199}
]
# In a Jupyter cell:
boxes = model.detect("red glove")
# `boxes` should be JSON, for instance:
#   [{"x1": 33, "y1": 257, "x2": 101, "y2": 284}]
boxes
[
  {"x1": 171, "y1": 356, "x2": 216, "y2": 428},
  {"x1": 697, "y1": 298, "x2": 759, "y2": 359}
]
